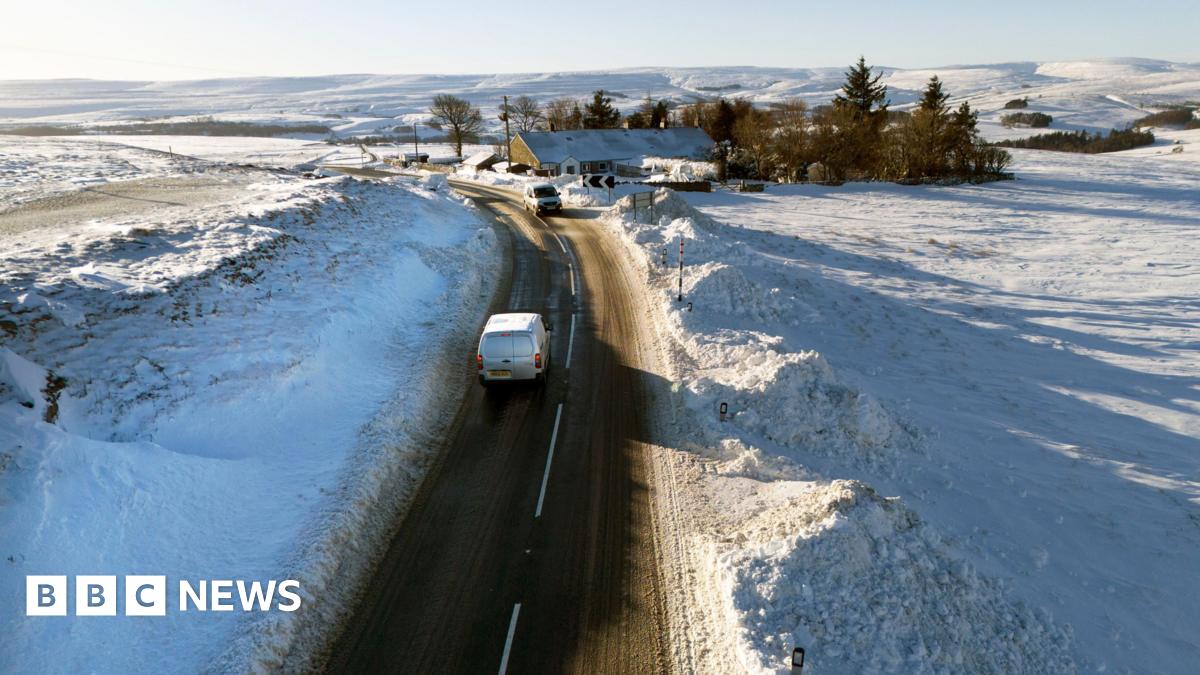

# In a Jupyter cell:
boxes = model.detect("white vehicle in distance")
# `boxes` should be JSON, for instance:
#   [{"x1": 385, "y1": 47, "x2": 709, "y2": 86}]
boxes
[
  {"x1": 523, "y1": 182, "x2": 563, "y2": 215},
  {"x1": 477, "y1": 313, "x2": 552, "y2": 386}
]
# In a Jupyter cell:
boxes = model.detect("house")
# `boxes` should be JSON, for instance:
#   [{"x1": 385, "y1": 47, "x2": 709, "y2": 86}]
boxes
[
  {"x1": 510, "y1": 128, "x2": 713, "y2": 177},
  {"x1": 459, "y1": 151, "x2": 500, "y2": 174}
]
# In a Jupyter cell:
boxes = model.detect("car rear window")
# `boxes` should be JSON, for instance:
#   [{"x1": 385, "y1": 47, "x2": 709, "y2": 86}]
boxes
[
  {"x1": 482, "y1": 335, "x2": 513, "y2": 358},
  {"x1": 513, "y1": 335, "x2": 535, "y2": 357}
]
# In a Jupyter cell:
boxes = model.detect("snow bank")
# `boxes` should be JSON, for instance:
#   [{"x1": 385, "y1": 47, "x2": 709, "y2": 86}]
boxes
[
  {"x1": 600, "y1": 189, "x2": 1075, "y2": 672},
  {"x1": 606, "y1": 190, "x2": 913, "y2": 475},
  {"x1": 717, "y1": 481, "x2": 1074, "y2": 674},
  {"x1": 683, "y1": 150, "x2": 1200, "y2": 673},
  {"x1": 642, "y1": 156, "x2": 717, "y2": 182},
  {"x1": 0, "y1": 165, "x2": 498, "y2": 673}
]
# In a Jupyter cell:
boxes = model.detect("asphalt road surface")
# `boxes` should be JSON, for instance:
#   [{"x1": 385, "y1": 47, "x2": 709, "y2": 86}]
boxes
[{"x1": 327, "y1": 181, "x2": 670, "y2": 674}]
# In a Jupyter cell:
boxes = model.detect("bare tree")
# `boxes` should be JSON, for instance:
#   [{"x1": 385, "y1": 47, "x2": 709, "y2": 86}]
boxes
[
  {"x1": 429, "y1": 94, "x2": 483, "y2": 157},
  {"x1": 733, "y1": 107, "x2": 776, "y2": 179},
  {"x1": 510, "y1": 95, "x2": 544, "y2": 133},
  {"x1": 770, "y1": 98, "x2": 810, "y2": 182},
  {"x1": 544, "y1": 97, "x2": 580, "y2": 131}
]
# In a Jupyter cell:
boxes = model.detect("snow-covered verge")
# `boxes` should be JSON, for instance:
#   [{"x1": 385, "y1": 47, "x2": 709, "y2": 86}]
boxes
[
  {"x1": 651, "y1": 146, "x2": 1199, "y2": 674},
  {"x1": 0, "y1": 136, "x2": 210, "y2": 210},
  {"x1": 602, "y1": 189, "x2": 1080, "y2": 673},
  {"x1": 0, "y1": 150, "x2": 498, "y2": 673}
]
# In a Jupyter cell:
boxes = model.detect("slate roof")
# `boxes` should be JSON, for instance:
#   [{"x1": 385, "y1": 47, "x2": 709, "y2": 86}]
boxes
[{"x1": 517, "y1": 128, "x2": 713, "y2": 164}]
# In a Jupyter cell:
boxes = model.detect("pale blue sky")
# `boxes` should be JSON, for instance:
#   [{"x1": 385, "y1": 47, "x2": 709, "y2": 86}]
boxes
[{"x1": 1, "y1": 0, "x2": 1197, "y2": 80}]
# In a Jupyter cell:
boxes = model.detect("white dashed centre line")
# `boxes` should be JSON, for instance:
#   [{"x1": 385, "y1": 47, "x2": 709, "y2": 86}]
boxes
[
  {"x1": 566, "y1": 314, "x2": 576, "y2": 367},
  {"x1": 552, "y1": 231, "x2": 567, "y2": 254},
  {"x1": 535, "y1": 403, "x2": 564, "y2": 518},
  {"x1": 498, "y1": 603, "x2": 521, "y2": 675},
  {"x1": 568, "y1": 263, "x2": 575, "y2": 296}
]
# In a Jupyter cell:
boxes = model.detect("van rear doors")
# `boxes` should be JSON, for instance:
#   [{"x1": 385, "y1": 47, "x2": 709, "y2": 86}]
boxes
[
  {"x1": 509, "y1": 333, "x2": 536, "y2": 379},
  {"x1": 481, "y1": 333, "x2": 516, "y2": 379}
]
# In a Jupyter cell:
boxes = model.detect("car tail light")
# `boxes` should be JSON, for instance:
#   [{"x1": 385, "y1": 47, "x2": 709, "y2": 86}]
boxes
[
  {"x1": 476, "y1": 354, "x2": 482, "y2": 370},
  {"x1": 535, "y1": 353, "x2": 542, "y2": 368}
]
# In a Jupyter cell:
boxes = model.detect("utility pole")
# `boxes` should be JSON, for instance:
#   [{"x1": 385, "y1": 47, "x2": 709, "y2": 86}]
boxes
[
  {"x1": 502, "y1": 95, "x2": 512, "y2": 165},
  {"x1": 413, "y1": 123, "x2": 419, "y2": 165}
]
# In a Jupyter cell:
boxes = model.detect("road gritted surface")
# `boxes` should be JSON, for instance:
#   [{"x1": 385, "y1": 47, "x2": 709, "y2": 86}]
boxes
[{"x1": 327, "y1": 181, "x2": 669, "y2": 673}]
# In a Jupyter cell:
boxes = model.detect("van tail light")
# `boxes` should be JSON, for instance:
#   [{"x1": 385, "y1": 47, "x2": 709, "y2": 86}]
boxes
[
  {"x1": 476, "y1": 354, "x2": 483, "y2": 370},
  {"x1": 535, "y1": 353, "x2": 542, "y2": 369}
]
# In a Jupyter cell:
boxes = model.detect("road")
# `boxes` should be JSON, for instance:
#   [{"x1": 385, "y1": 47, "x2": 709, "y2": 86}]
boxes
[{"x1": 326, "y1": 181, "x2": 670, "y2": 673}]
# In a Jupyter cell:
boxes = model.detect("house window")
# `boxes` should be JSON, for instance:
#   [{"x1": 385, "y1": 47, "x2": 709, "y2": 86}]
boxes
[{"x1": 566, "y1": 165, "x2": 576, "y2": 175}]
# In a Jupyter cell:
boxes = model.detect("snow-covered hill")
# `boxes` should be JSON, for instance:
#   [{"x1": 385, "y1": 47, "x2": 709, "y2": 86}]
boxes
[{"x1": 3, "y1": 58, "x2": 1198, "y2": 141}]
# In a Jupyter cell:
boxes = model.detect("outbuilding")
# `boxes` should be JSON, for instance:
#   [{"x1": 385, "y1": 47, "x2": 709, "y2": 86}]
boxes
[
  {"x1": 459, "y1": 151, "x2": 501, "y2": 174},
  {"x1": 510, "y1": 128, "x2": 713, "y2": 177}
]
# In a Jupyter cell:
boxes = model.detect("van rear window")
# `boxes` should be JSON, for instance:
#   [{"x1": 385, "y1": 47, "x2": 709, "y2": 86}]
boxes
[{"x1": 482, "y1": 335, "x2": 513, "y2": 358}]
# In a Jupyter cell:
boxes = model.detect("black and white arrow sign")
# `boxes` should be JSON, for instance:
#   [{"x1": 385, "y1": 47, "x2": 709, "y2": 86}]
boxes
[{"x1": 583, "y1": 174, "x2": 616, "y2": 189}]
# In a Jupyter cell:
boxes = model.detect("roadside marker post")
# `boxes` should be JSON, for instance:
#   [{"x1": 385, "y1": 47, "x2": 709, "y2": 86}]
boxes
[
  {"x1": 678, "y1": 238, "x2": 684, "y2": 302},
  {"x1": 791, "y1": 647, "x2": 805, "y2": 673}
]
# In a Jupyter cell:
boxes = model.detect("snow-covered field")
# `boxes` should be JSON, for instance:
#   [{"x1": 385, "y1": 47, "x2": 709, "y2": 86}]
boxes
[
  {"x1": 0, "y1": 139, "x2": 498, "y2": 672},
  {"x1": 0, "y1": 137, "x2": 214, "y2": 211},
  {"x1": 3, "y1": 58, "x2": 1198, "y2": 141},
  {"x1": 604, "y1": 147, "x2": 1199, "y2": 673}
]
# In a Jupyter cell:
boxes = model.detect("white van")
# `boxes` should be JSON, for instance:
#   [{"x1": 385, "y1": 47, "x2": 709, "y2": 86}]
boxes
[
  {"x1": 523, "y1": 183, "x2": 563, "y2": 215},
  {"x1": 477, "y1": 313, "x2": 552, "y2": 386}
]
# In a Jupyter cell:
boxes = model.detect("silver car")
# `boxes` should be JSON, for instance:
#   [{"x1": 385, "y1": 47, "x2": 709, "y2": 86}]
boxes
[{"x1": 523, "y1": 183, "x2": 563, "y2": 215}]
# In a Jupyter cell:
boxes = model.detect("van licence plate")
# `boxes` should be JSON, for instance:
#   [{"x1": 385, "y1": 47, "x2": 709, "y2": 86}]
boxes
[{"x1": 488, "y1": 370, "x2": 512, "y2": 377}]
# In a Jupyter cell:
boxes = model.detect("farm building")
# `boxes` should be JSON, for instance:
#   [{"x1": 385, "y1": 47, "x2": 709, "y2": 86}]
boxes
[
  {"x1": 510, "y1": 128, "x2": 713, "y2": 177},
  {"x1": 459, "y1": 151, "x2": 500, "y2": 174}
]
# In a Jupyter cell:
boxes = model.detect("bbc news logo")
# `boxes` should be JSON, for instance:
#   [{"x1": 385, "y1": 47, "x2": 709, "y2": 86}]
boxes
[{"x1": 26, "y1": 576, "x2": 302, "y2": 616}]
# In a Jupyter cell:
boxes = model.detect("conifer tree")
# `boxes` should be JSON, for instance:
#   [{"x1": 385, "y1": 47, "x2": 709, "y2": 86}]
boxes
[
  {"x1": 652, "y1": 100, "x2": 670, "y2": 128},
  {"x1": 917, "y1": 75, "x2": 949, "y2": 114},
  {"x1": 834, "y1": 56, "x2": 890, "y2": 120},
  {"x1": 832, "y1": 56, "x2": 890, "y2": 176},
  {"x1": 908, "y1": 76, "x2": 953, "y2": 177},
  {"x1": 948, "y1": 101, "x2": 980, "y2": 174},
  {"x1": 583, "y1": 90, "x2": 622, "y2": 129}
]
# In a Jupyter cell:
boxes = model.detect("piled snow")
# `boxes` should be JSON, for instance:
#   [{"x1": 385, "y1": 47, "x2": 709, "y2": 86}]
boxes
[
  {"x1": 642, "y1": 157, "x2": 717, "y2": 182},
  {"x1": 601, "y1": 189, "x2": 1074, "y2": 672},
  {"x1": 718, "y1": 481, "x2": 1074, "y2": 674},
  {"x1": 0, "y1": 144, "x2": 498, "y2": 673},
  {"x1": 608, "y1": 190, "x2": 914, "y2": 475},
  {"x1": 671, "y1": 146, "x2": 1200, "y2": 673}
]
